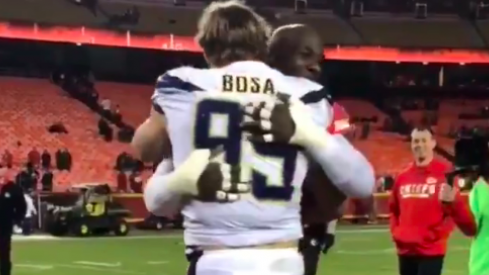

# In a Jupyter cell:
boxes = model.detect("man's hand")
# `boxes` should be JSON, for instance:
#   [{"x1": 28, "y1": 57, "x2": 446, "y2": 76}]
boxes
[
  {"x1": 195, "y1": 161, "x2": 249, "y2": 203},
  {"x1": 174, "y1": 146, "x2": 250, "y2": 203},
  {"x1": 241, "y1": 93, "x2": 321, "y2": 147},
  {"x1": 439, "y1": 183, "x2": 456, "y2": 203}
]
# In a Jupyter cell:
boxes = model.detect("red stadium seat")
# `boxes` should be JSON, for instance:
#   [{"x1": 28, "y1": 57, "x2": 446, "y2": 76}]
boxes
[
  {"x1": 352, "y1": 131, "x2": 412, "y2": 176},
  {"x1": 0, "y1": 77, "x2": 131, "y2": 190},
  {"x1": 338, "y1": 99, "x2": 387, "y2": 128},
  {"x1": 94, "y1": 82, "x2": 153, "y2": 126}
]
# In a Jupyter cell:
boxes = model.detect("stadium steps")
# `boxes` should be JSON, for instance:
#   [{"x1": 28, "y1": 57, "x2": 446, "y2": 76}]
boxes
[
  {"x1": 438, "y1": 99, "x2": 489, "y2": 134},
  {"x1": 94, "y1": 82, "x2": 153, "y2": 127},
  {"x1": 353, "y1": 131, "x2": 412, "y2": 176},
  {"x1": 337, "y1": 99, "x2": 387, "y2": 128},
  {"x1": 337, "y1": 99, "x2": 413, "y2": 175},
  {"x1": 0, "y1": 77, "x2": 130, "y2": 190}
]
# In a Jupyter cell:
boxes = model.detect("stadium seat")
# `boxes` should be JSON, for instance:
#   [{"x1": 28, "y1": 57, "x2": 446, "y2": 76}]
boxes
[
  {"x1": 0, "y1": 77, "x2": 131, "y2": 190},
  {"x1": 94, "y1": 82, "x2": 153, "y2": 126},
  {"x1": 337, "y1": 99, "x2": 412, "y2": 175},
  {"x1": 435, "y1": 99, "x2": 489, "y2": 153},
  {"x1": 352, "y1": 131, "x2": 412, "y2": 176},
  {"x1": 338, "y1": 99, "x2": 387, "y2": 127}
]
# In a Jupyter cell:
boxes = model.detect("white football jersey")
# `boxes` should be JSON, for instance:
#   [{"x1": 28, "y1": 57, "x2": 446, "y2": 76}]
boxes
[{"x1": 152, "y1": 61, "x2": 331, "y2": 247}]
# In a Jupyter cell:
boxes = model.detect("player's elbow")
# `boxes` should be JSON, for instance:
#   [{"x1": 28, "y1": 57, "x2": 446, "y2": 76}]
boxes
[
  {"x1": 344, "y1": 157, "x2": 375, "y2": 198},
  {"x1": 144, "y1": 190, "x2": 170, "y2": 218},
  {"x1": 143, "y1": 176, "x2": 180, "y2": 218}
]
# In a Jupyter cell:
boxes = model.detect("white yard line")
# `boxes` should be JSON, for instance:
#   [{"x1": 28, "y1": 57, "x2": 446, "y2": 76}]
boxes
[
  {"x1": 74, "y1": 261, "x2": 121, "y2": 267},
  {"x1": 146, "y1": 261, "x2": 169, "y2": 265},
  {"x1": 336, "y1": 248, "x2": 395, "y2": 255},
  {"x1": 56, "y1": 264, "x2": 146, "y2": 275},
  {"x1": 15, "y1": 264, "x2": 53, "y2": 270}
]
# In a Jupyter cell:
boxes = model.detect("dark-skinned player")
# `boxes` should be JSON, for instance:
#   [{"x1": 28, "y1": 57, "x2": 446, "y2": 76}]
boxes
[
  {"x1": 248, "y1": 23, "x2": 374, "y2": 275},
  {"x1": 267, "y1": 24, "x2": 345, "y2": 275}
]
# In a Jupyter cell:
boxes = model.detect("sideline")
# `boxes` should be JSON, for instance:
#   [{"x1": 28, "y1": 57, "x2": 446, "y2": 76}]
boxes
[{"x1": 12, "y1": 227, "x2": 390, "y2": 242}]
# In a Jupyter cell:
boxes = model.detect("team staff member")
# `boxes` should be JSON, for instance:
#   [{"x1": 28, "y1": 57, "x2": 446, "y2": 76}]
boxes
[
  {"x1": 0, "y1": 179, "x2": 27, "y2": 275},
  {"x1": 389, "y1": 128, "x2": 474, "y2": 275}
]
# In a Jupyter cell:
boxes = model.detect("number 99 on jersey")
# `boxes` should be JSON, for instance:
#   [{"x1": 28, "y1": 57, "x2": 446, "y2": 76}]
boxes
[{"x1": 193, "y1": 98, "x2": 300, "y2": 202}]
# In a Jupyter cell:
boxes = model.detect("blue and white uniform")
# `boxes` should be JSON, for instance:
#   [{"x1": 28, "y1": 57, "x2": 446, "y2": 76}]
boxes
[{"x1": 145, "y1": 61, "x2": 374, "y2": 275}]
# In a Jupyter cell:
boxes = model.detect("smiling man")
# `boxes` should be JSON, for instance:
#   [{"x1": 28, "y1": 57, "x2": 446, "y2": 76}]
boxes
[{"x1": 389, "y1": 127, "x2": 473, "y2": 275}]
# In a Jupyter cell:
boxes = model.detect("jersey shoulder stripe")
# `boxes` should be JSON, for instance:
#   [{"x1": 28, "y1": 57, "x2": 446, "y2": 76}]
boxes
[
  {"x1": 152, "y1": 67, "x2": 204, "y2": 114},
  {"x1": 155, "y1": 67, "x2": 204, "y2": 94},
  {"x1": 299, "y1": 87, "x2": 331, "y2": 104},
  {"x1": 281, "y1": 76, "x2": 331, "y2": 129}
]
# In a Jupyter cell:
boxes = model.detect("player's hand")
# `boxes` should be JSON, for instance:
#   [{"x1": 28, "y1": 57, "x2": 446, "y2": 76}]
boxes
[
  {"x1": 439, "y1": 183, "x2": 456, "y2": 203},
  {"x1": 241, "y1": 93, "x2": 319, "y2": 147},
  {"x1": 194, "y1": 147, "x2": 250, "y2": 203}
]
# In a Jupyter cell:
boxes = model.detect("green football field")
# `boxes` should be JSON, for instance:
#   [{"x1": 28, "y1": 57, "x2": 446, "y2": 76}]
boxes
[{"x1": 12, "y1": 226, "x2": 470, "y2": 275}]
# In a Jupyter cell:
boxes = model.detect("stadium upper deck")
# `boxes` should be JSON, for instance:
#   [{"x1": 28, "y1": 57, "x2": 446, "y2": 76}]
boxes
[{"x1": 0, "y1": 0, "x2": 488, "y2": 49}]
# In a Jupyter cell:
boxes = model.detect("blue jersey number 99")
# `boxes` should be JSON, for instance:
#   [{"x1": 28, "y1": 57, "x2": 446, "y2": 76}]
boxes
[{"x1": 194, "y1": 99, "x2": 299, "y2": 201}]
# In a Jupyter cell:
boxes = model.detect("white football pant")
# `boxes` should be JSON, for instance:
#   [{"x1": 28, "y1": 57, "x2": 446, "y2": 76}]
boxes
[{"x1": 193, "y1": 248, "x2": 303, "y2": 275}]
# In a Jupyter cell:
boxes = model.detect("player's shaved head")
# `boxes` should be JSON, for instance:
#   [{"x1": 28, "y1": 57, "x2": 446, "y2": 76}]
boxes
[
  {"x1": 196, "y1": 0, "x2": 271, "y2": 67},
  {"x1": 268, "y1": 24, "x2": 323, "y2": 80}
]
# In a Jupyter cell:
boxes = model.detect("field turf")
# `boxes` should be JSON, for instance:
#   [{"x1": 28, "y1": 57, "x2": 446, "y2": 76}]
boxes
[{"x1": 12, "y1": 226, "x2": 470, "y2": 275}]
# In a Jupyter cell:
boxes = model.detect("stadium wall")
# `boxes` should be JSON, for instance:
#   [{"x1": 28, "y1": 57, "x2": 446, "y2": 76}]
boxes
[{"x1": 39, "y1": 192, "x2": 469, "y2": 223}]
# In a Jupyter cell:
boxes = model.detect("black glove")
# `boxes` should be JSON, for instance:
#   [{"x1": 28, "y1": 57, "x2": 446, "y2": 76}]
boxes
[{"x1": 321, "y1": 233, "x2": 335, "y2": 254}]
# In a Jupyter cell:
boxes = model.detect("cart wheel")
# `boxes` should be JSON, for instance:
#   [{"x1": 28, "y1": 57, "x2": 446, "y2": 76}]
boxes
[
  {"x1": 76, "y1": 223, "x2": 91, "y2": 237},
  {"x1": 114, "y1": 220, "x2": 129, "y2": 236}
]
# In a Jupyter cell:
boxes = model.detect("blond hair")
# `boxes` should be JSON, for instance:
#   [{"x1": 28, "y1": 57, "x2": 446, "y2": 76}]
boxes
[{"x1": 195, "y1": 0, "x2": 271, "y2": 67}]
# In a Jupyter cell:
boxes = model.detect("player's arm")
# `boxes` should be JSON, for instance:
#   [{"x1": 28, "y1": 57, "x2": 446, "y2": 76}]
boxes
[
  {"x1": 244, "y1": 92, "x2": 375, "y2": 198},
  {"x1": 144, "y1": 149, "x2": 217, "y2": 216},
  {"x1": 440, "y1": 184, "x2": 477, "y2": 237},
  {"x1": 142, "y1": 71, "x2": 204, "y2": 214},
  {"x1": 131, "y1": 105, "x2": 168, "y2": 163},
  {"x1": 132, "y1": 71, "x2": 184, "y2": 163},
  {"x1": 305, "y1": 132, "x2": 375, "y2": 198},
  {"x1": 144, "y1": 158, "x2": 189, "y2": 217},
  {"x1": 144, "y1": 147, "x2": 247, "y2": 213},
  {"x1": 298, "y1": 95, "x2": 375, "y2": 198}
]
